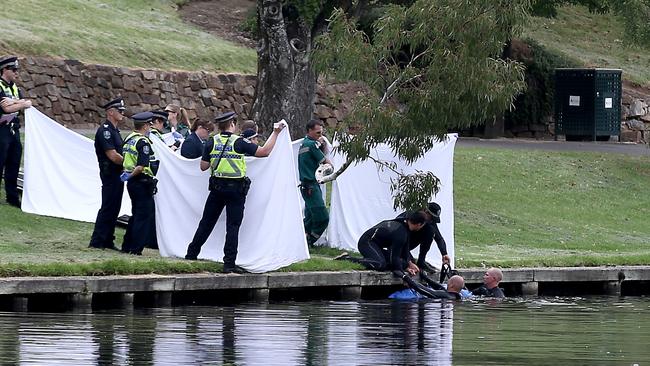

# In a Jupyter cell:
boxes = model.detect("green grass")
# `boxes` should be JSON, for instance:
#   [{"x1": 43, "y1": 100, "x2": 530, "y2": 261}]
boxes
[
  {"x1": 0, "y1": 189, "x2": 359, "y2": 276},
  {"x1": 524, "y1": 4, "x2": 650, "y2": 85},
  {"x1": 455, "y1": 147, "x2": 650, "y2": 268},
  {"x1": 4, "y1": 146, "x2": 650, "y2": 276},
  {"x1": 0, "y1": 0, "x2": 256, "y2": 74}
]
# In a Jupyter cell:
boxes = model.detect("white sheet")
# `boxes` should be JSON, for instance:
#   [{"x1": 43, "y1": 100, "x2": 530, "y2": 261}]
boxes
[
  {"x1": 152, "y1": 127, "x2": 310, "y2": 273},
  {"x1": 23, "y1": 108, "x2": 132, "y2": 222},
  {"x1": 327, "y1": 135, "x2": 457, "y2": 268},
  {"x1": 22, "y1": 107, "x2": 455, "y2": 271}
]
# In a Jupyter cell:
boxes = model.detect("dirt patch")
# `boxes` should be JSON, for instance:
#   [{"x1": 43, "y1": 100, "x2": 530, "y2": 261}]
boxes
[{"x1": 178, "y1": 0, "x2": 256, "y2": 48}]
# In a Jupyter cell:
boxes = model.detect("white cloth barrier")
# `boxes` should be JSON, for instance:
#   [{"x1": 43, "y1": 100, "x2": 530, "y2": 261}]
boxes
[
  {"x1": 327, "y1": 135, "x2": 457, "y2": 268},
  {"x1": 23, "y1": 108, "x2": 132, "y2": 222},
  {"x1": 151, "y1": 126, "x2": 310, "y2": 273},
  {"x1": 22, "y1": 107, "x2": 456, "y2": 271}
]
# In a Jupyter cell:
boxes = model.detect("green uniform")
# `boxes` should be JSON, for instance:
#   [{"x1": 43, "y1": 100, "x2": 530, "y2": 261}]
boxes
[{"x1": 298, "y1": 136, "x2": 329, "y2": 245}]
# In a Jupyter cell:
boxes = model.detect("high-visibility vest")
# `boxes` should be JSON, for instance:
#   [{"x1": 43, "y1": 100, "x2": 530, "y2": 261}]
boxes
[
  {"x1": 210, "y1": 134, "x2": 246, "y2": 178},
  {"x1": 0, "y1": 80, "x2": 19, "y2": 122},
  {"x1": 150, "y1": 129, "x2": 164, "y2": 142},
  {"x1": 123, "y1": 132, "x2": 157, "y2": 177}
]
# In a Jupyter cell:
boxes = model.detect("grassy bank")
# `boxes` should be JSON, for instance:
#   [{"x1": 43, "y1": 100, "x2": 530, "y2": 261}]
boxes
[
  {"x1": 0, "y1": 0, "x2": 256, "y2": 74},
  {"x1": 524, "y1": 4, "x2": 650, "y2": 85},
  {"x1": 3, "y1": 146, "x2": 650, "y2": 276},
  {"x1": 455, "y1": 147, "x2": 650, "y2": 267}
]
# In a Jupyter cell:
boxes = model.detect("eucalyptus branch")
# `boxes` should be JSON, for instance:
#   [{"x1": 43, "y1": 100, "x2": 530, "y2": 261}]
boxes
[{"x1": 318, "y1": 157, "x2": 353, "y2": 183}]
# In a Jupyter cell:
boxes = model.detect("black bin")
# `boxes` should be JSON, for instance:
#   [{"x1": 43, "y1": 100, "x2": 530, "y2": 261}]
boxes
[{"x1": 554, "y1": 68, "x2": 622, "y2": 141}]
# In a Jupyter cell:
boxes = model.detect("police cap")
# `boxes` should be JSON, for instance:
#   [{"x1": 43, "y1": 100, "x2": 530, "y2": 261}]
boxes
[
  {"x1": 0, "y1": 56, "x2": 18, "y2": 71},
  {"x1": 132, "y1": 111, "x2": 154, "y2": 126},
  {"x1": 151, "y1": 110, "x2": 169, "y2": 122},
  {"x1": 103, "y1": 98, "x2": 126, "y2": 111},
  {"x1": 241, "y1": 129, "x2": 258, "y2": 139},
  {"x1": 215, "y1": 111, "x2": 236, "y2": 124}
]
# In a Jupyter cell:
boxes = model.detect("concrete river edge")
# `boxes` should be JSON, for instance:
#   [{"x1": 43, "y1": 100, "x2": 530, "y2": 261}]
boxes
[{"x1": 1, "y1": 266, "x2": 649, "y2": 312}]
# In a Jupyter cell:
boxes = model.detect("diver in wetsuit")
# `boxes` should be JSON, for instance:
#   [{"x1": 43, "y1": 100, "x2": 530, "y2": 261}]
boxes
[
  {"x1": 396, "y1": 272, "x2": 465, "y2": 300},
  {"x1": 354, "y1": 211, "x2": 427, "y2": 275},
  {"x1": 471, "y1": 267, "x2": 505, "y2": 298}
]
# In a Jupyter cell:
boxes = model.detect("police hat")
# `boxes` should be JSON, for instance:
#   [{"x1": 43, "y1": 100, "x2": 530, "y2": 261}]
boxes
[
  {"x1": 215, "y1": 111, "x2": 236, "y2": 124},
  {"x1": 151, "y1": 110, "x2": 169, "y2": 122},
  {"x1": 132, "y1": 111, "x2": 154, "y2": 125},
  {"x1": 241, "y1": 129, "x2": 258, "y2": 139},
  {"x1": 103, "y1": 98, "x2": 126, "y2": 111},
  {"x1": 0, "y1": 56, "x2": 18, "y2": 71}
]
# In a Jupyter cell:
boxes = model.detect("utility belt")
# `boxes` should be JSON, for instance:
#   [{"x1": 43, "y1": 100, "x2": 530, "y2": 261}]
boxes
[
  {"x1": 209, "y1": 176, "x2": 251, "y2": 195},
  {"x1": 131, "y1": 174, "x2": 158, "y2": 195},
  {"x1": 99, "y1": 160, "x2": 122, "y2": 176},
  {"x1": 299, "y1": 181, "x2": 318, "y2": 197},
  {"x1": 0, "y1": 120, "x2": 19, "y2": 134}
]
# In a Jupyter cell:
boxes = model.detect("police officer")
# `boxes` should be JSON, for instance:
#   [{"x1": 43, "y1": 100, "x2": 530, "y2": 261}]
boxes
[
  {"x1": 88, "y1": 97, "x2": 126, "y2": 250},
  {"x1": 149, "y1": 110, "x2": 168, "y2": 142},
  {"x1": 0, "y1": 56, "x2": 32, "y2": 207},
  {"x1": 185, "y1": 111, "x2": 285, "y2": 273},
  {"x1": 121, "y1": 112, "x2": 160, "y2": 255},
  {"x1": 298, "y1": 119, "x2": 332, "y2": 246}
]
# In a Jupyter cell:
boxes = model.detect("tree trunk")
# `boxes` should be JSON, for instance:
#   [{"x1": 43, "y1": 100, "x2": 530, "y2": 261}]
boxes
[{"x1": 251, "y1": 0, "x2": 317, "y2": 140}]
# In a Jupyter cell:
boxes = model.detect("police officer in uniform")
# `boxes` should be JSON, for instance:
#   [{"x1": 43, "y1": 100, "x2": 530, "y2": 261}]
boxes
[
  {"x1": 298, "y1": 119, "x2": 332, "y2": 246},
  {"x1": 88, "y1": 98, "x2": 126, "y2": 249},
  {"x1": 0, "y1": 56, "x2": 32, "y2": 207},
  {"x1": 149, "y1": 110, "x2": 168, "y2": 142},
  {"x1": 185, "y1": 111, "x2": 285, "y2": 273},
  {"x1": 121, "y1": 112, "x2": 160, "y2": 255}
]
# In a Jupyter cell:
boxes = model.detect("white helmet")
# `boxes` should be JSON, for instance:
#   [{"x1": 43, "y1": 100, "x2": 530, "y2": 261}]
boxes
[{"x1": 315, "y1": 163, "x2": 334, "y2": 183}]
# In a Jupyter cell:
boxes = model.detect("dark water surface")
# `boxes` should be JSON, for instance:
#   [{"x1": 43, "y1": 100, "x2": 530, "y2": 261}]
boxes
[{"x1": 0, "y1": 297, "x2": 648, "y2": 365}]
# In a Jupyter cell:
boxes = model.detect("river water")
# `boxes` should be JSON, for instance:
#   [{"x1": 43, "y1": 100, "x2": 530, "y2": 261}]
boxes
[{"x1": 0, "y1": 296, "x2": 647, "y2": 365}]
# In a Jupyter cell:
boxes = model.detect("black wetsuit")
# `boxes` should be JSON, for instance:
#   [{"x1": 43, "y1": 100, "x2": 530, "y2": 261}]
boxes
[
  {"x1": 396, "y1": 211, "x2": 447, "y2": 269},
  {"x1": 356, "y1": 219, "x2": 411, "y2": 271},
  {"x1": 472, "y1": 285, "x2": 505, "y2": 298}
]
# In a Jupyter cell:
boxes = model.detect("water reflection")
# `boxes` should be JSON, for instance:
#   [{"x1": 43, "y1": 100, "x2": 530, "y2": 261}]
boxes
[{"x1": 0, "y1": 297, "x2": 649, "y2": 365}]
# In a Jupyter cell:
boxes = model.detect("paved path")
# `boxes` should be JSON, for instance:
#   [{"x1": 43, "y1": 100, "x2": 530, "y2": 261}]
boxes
[{"x1": 458, "y1": 137, "x2": 650, "y2": 156}]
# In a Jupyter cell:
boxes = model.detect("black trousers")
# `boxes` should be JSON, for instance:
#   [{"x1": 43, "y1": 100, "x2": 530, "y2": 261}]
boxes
[
  {"x1": 89, "y1": 172, "x2": 124, "y2": 248},
  {"x1": 0, "y1": 125, "x2": 21, "y2": 205},
  {"x1": 186, "y1": 184, "x2": 246, "y2": 267},
  {"x1": 357, "y1": 231, "x2": 390, "y2": 271},
  {"x1": 122, "y1": 179, "x2": 156, "y2": 254}
]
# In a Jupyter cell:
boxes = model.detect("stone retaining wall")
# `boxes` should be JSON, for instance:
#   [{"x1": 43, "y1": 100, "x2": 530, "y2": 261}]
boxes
[
  {"x1": 16, "y1": 56, "x2": 354, "y2": 132},
  {"x1": 13, "y1": 56, "x2": 650, "y2": 142}
]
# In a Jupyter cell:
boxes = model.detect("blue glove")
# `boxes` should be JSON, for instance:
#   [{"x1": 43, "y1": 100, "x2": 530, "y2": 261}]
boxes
[
  {"x1": 120, "y1": 172, "x2": 131, "y2": 182},
  {"x1": 172, "y1": 131, "x2": 183, "y2": 140}
]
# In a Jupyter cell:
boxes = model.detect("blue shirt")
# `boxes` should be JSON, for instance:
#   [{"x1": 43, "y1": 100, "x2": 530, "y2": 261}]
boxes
[
  {"x1": 180, "y1": 132, "x2": 204, "y2": 159},
  {"x1": 94, "y1": 120, "x2": 123, "y2": 175}
]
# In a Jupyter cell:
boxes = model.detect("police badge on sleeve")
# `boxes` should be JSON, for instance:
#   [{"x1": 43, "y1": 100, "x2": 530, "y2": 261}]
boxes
[
  {"x1": 103, "y1": 130, "x2": 111, "y2": 139},
  {"x1": 143, "y1": 145, "x2": 150, "y2": 154}
]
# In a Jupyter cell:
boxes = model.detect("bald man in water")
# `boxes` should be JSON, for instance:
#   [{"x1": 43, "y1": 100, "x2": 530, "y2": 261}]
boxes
[{"x1": 472, "y1": 267, "x2": 505, "y2": 298}]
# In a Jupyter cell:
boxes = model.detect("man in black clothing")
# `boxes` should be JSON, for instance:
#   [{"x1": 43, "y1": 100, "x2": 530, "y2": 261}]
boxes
[
  {"x1": 184, "y1": 111, "x2": 284, "y2": 274},
  {"x1": 88, "y1": 97, "x2": 126, "y2": 250},
  {"x1": 396, "y1": 202, "x2": 450, "y2": 271},
  {"x1": 472, "y1": 267, "x2": 505, "y2": 298},
  {"x1": 352, "y1": 211, "x2": 427, "y2": 274}
]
